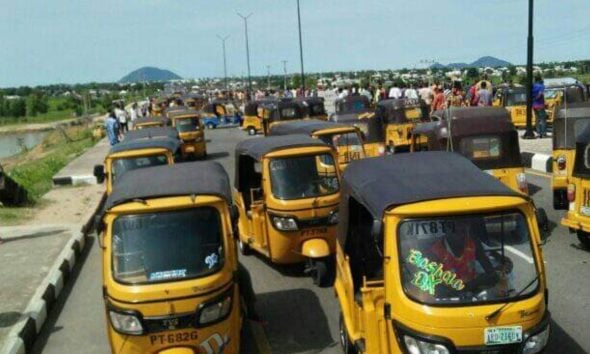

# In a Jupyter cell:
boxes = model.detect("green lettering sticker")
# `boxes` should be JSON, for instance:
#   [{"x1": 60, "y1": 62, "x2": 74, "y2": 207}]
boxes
[{"x1": 407, "y1": 249, "x2": 465, "y2": 294}]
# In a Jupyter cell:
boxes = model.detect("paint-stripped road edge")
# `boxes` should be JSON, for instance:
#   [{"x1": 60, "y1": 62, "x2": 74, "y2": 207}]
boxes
[
  {"x1": 0, "y1": 194, "x2": 105, "y2": 354},
  {"x1": 249, "y1": 320, "x2": 272, "y2": 354}
]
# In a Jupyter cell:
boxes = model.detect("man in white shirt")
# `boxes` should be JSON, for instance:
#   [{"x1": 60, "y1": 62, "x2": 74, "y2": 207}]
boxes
[
  {"x1": 419, "y1": 86, "x2": 433, "y2": 105},
  {"x1": 114, "y1": 105, "x2": 128, "y2": 133},
  {"x1": 127, "y1": 103, "x2": 138, "y2": 130},
  {"x1": 405, "y1": 85, "x2": 419, "y2": 100},
  {"x1": 388, "y1": 85, "x2": 402, "y2": 99}
]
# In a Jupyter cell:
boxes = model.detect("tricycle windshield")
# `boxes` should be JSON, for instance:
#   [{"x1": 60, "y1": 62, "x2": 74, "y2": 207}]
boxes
[
  {"x1": 269, "y1": 153, "x2": 339, "y2": 200},
  {"x1": 112, "y1": 154, "x2": 168, "y2": 182},
  {"x1": 398, "y1": 212, "x2": 539, "y2": 305},
  {"x1": 175, "y1": 118, "x2": 200, "y2": 132},
  {"x1": 317, "y1": 132, "x2": 365, "y2": 161},
  {"x1": 459, "y1": 135, "x2": 502, "y2": 161},
  {"x1": 506, "y1": 92, "x2": 527, "y2": 106},
  {"x1": 337, "y1": 100, "x2": 369, "y2": 113},
  {"x1": 544, "y1": 89, "x2": 560, "y2": 99},
  {"x1": 111, "y1": 207, "x2": 224, "y2": 284}
]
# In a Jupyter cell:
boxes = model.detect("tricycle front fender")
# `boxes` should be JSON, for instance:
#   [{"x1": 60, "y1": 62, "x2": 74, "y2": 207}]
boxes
[{"x1": 301, "y1": 238, "x2": 331, "y2": 258}]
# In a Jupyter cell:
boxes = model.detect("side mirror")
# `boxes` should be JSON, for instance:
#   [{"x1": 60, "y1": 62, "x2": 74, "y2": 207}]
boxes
[
  {"x1": 536, "y1": 208, "x2": 550, "y2": 242},
  {"x1": 371, "y1": 219, "x2": 382, "y2": 241},
  {"x1": 93, "y1": 165, "x2": 105, "y2": 184},
  {"x1": 250, "y1": 188, "x2": 263, "y2": 203},
  {"x1": 230, "y1": 204, "x2": 240, "y2": 223}
]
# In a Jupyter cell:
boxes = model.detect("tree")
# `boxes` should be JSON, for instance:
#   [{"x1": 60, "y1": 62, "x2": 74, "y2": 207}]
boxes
[
  {"x1": 9, "y1": 99, "x2": 26, "y2": 117},
  {"x1": 466, "y1": 67, "x2": 479, "y2": 80}
]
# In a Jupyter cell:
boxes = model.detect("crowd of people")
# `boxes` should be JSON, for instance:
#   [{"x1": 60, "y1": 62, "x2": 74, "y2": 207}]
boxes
[{"x1": 103, "y1": 74, "x2": 551, "y2": 145}]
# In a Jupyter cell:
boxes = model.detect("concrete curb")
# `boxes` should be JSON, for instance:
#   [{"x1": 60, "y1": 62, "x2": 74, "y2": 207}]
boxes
[
  {"x1": 1, "y1": 196, "x2": 103, "y2": 354},
  {"x1": 522, "y1": 152, "x2": 552, "y2": 173},
  {"x1": 52, "y1": 175, "x2": 97, "y2": 187}
]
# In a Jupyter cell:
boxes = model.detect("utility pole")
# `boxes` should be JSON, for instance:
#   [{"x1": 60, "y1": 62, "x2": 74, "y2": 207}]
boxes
[
  {"x1": 296, "y1": 0, "x2": 305, "y2": 94},
  {"x1": 523, "y1": 0, "x2": 536, "y2": 139},
  {"x1": 282, "y1": 60, "x2": 288, "y2": 91},
  {"x1": 216, "y1": 35, "x2": 230, "y2": 92},
  {"x1": 237, "y1": 12, "x2": 253, "y2": 99},
  {"x1": 266, "y1": 65, "x2": 271, "y2": 90}
]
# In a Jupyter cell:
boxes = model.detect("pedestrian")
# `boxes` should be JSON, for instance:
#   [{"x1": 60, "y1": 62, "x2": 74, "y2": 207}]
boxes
[
  {"x1": 115, "y1": 104, "x2": 128, "y2": 133},
  {"x1": 405, "y1": 84, "x2": 419, "y2": 100},
  {"x1": 447, "y1": 82, "x2": 464, "y2": 107},
  {"x1": 477, "y1": 81, "x2": 492, "y2": 106},
  {"x1": 419, "y1": 84, "x2": 433, "y2": 105},
  {"x1": 127, "y1": 103, "x2": 138, "y2": 130},
  {"x1": 388, "y1": 83, "x2": 402, "y2": 99},
  {"x1": 533, "y1": 75, "x2": 548, "y2": 138},
  {"x1": 431, "y1": 86, "x2": 446, "y2": 113},
  {"x1": 105, "y1": 110, "x2": 120, "y2": 146},
  {"x1": 466, "y1": 84, "x2": 479, "y2": 106}
]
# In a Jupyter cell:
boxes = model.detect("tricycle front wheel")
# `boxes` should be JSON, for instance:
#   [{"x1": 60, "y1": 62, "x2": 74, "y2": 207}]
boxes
[
  {"x1": 577, "y1": 230, "x2": 590, "y2": 250},
  {"x1": 307, "y1": 258, "x2": 332, "y2": 287}
]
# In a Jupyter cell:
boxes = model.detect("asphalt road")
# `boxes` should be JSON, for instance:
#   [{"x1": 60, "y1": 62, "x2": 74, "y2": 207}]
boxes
[{"x1": 33, "y1": 127, "x2": 590, "y2": 354}]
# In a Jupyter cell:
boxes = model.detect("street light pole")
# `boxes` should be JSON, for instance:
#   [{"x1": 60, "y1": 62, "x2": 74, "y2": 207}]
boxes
[
  {"x1": 523, "y1": 0, "x2": 536, "y2": 139},
  {"x1": 296, "y1": 0, "x2": 305, "y2": 95},
  {"x1": 237, "y1": 12, "x2": 253, "y2": 100},
  {"x1": 266, "y1": 65, "x2": 271, "y2": 90},
  {"x1": 282, "y1": 60, "x2": 288, "y2": 91},
  {"x1": 216, "y1": 34, "x2": 230, "y2": 92}
]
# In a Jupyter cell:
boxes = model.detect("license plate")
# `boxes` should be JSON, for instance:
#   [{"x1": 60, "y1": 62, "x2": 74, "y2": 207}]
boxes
[
  {"x1": 186, "y1": 146, "x2": 195, "y2": 153},
  {"x1": 301, "y1": 228, "x2": 328, "y2": 237},
  {"x1": 149, "y1": 331, "x2": 199, "y2": 346},
  {"x1": 484, "y1": 326, "x2": 522, "y2": 345},
  {"x1": 581, "y1": 206, "x2": 590, "y2": 216}
]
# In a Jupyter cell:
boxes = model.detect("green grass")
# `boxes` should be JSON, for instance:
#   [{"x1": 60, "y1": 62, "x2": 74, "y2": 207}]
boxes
[
  {"x1": 0, "y1": 97, "x2": 106, "y2": 127},
  {"x1": 6, "y1": 127, "x2": 97, "y2": 202}
]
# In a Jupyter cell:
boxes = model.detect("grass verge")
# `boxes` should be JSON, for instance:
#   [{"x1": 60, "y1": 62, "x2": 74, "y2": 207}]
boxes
[{"x1": 0, "y1": 125, "x2": 99, "y2": 224}]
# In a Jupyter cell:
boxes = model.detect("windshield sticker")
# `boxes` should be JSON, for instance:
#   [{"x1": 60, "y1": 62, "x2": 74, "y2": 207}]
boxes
[
  {"x1": 205, "y1": 253, "x2": 219, "y2": 269},
  {"x1": 407, "y1": 249, "x2": 465, "y2": 295},
  {"x1": 149, "y1": 269, "x2": 187, "y2": 281}
]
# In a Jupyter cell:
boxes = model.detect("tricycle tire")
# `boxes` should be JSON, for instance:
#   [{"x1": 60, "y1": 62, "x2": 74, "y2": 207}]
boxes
[
  {"x1": 339, "y1": 313, "x2": 357, "y2": 354},
  {"x1": 577, "y1": 230, "x2": 590, "y2": 250},
  {"x1": 311, "y1": 258, "x2": 330, "y2": 287},
  {"x1": 238, "y1": 239, "x2": 252, "y2": 256},
  {"x1": 207, "y1": 123, "x2": 215, "y2": 129},
  {"x1": 248, "y1": 127, "x2": 256, "y2": 136}
]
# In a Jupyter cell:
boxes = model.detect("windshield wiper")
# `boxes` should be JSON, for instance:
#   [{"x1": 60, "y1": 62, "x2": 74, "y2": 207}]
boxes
[{"x1": 485, "y1": 274, "x2": 539, "y2": 321}]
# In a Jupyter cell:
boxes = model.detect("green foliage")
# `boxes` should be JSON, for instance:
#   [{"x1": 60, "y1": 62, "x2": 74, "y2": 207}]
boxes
[
  {"x1": 7, "y1": 128, "x2": 96, "y2": 201},
  {"x1": 466, "y1": 67, "x2": 479, "y2": 80}
]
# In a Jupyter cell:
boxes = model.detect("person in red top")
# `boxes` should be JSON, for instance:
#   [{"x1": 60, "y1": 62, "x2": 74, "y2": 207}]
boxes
[
  {"x1": 430, "y1": 86, "x2": 446, "y2": 113},
  {"x1": 429, "y1": 222, "x2": 498, "y2": 292}
]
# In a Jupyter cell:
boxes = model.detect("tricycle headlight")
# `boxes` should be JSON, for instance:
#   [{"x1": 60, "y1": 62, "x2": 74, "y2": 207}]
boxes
[
  {"x1": 523, "y1": 323, "x2": 550, "y2": 354},
  {"x1": 108, "y1": 310, "x2": 143, "y2": 335},
  {"x1": 403, "y1": 335, "x2": 450, "y2": 354},
  {"x1": 327, "y1": 210, "x2": 339, "y2": 225},
  {"x1": 198, "y1": 293, "x2": 232, "y2": 326},
  {"x1": 272, "y1": 216, "x2": 298, "y2": 231}
]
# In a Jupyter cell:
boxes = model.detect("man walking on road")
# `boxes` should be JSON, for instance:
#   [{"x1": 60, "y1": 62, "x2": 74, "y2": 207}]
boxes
[
  {"x1": 477, "y1": 82, "x2": 492, "y2": 106},
  {"x1": 115, "y1": 104, "x2": 128, "y2": 133},
  {"x1": 388, "y1": 83, "x2": 402, "y2": 99},
  {"x1": 105, "y1": 110, "x2": 120, "y2": 146},
  {"x1": 533, "y1": 75, "x2": 548, "y2": 138}
]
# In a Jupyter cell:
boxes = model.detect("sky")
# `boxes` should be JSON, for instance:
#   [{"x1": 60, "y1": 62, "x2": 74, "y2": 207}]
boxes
[{"x1": 0, "y1": 0, "x2": 589, "y2": 87}]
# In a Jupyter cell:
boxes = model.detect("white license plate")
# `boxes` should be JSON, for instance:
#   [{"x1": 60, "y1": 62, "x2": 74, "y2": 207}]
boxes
[
  {"x1": 581, "y1": 206, "x2": 590, "y2": 216},
  {"x1": 484, "y1": 326, "x2": 522, "y2": 345}
]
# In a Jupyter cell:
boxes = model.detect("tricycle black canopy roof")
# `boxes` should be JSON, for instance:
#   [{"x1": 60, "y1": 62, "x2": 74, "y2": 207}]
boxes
[
  {"x1": 168, "y1": 109, "x2": 200, "y2": 118},
  {"x1": 105, "y1": 161, "x2": 231, "y2": 210},
  {"x1": 235, "y1": 134, "x2": 330, "y2": 161},
  {"x1": 125, "y1": 127, "x2": 179, "y2": 141},
  {"x1": 268, "y1": 119, "x2": 353, "y2": 136},
  {"x1": 342, "y1": 151, "x2": 521, "y2": 220},
  {"x1": 134, "y1": 116, "x2": 171, "y2": 126},
  {"x1": 108, "y1": 136, "x2": 180, "y2": 155}
]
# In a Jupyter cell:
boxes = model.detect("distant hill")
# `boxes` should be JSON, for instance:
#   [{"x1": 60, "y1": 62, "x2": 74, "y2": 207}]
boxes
[
  {"x1": 431, "y1": 56, "x2": 512, "y2": 69},
  {"x1": 119, "y1": 67, "x2": 182, "y2": 83}
]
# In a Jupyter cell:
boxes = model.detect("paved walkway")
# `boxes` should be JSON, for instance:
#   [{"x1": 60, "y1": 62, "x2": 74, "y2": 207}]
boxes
[
  {"x1": 0, "y1": 138, "x2": 108, "y2": 352},
  {"x1": 518, "y1": 129, "x2": 552, "y2": 155}
]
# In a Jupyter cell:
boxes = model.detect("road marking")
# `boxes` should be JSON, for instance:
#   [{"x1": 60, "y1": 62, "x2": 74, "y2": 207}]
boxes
[
  {"x1": 505, "y1": 245, "x2": 534, "y2": 264},
  {"x1": 525, "y1": 169, "x2": 551, "y2": 179},
  {"x1": 250, "y1": 320, "x2": 272, "y2": 354}
]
